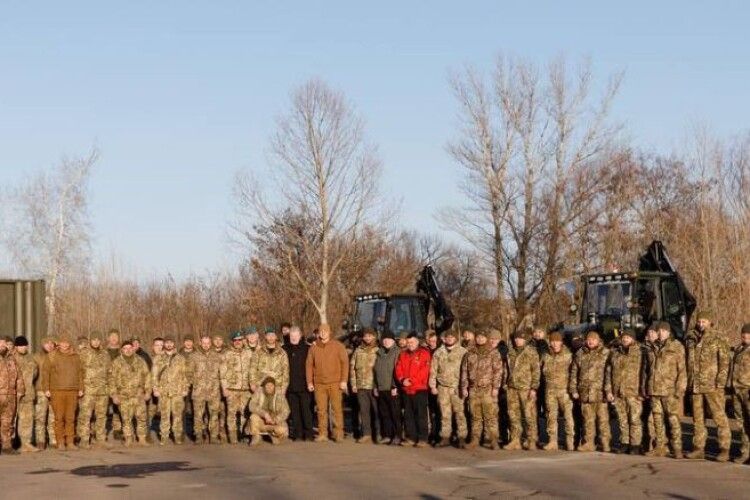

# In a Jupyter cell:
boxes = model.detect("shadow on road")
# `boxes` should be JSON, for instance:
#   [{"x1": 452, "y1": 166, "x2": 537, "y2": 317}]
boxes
[{"x1": 70, "y1": 461, "x2": 198, "y2": 479}]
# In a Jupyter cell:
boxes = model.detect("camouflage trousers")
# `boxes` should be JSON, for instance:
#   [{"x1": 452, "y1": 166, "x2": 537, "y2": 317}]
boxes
[
  {"x1": 192, "y1": 394, "x2": 221, "y2": 440},
  {"x1": 580, "y1": 401, "x2": 610, "y2": 449},
  {"x1": 218, "y1": 395, "x2": 227, "y2": 441},
  {"x1": 107, "y1": 399, "x2": 122, "y2": 434},
  {"x1": 545, "y1": 389, "x2": 574, "y2": 447},
  {"x1": 147, "y1": 396, "x2": 158, "y2": 432},
  {"x1": 16, "y1": 394, "x2": 35, "y2": 446},
  {"x1": 734, "y1": 389, "x2": 750, "y2": 459},
  {"x1": 248, "y1": 413, "x2": 288, "y2": 440},
  {"x1": 119, "y1": 397, "x2": 148, "y2": 441},
  {"x1": 158, "y1": 395, "x2": 185, "y2": 442},
  {"x1": 77, "y1": 393, "x2": 109, "y2": 443},
  {"x1": 34, "y1": 391, "x2": 56, "y2": 446},
  {"x1": 0, "y1": 395, "x2": 17, "y2": 450},
  {"x1": 225, "y1": 390, "x2": 251, "y2": 443},
  {"x1": 692, "y1": 390, "x2": 731, "y2": 451},
  {"x1": 507, "y1": 387, "x2": 538, "y2": 444},
  {"x1": 468, "y1": 389, "x2": 498, "y2": 442},
  {"x1": 612, "y1": 396, "x2": 642, "y2": 446},
  {"x1": 437, "y1": 386, "x2": 467, "y2": 439},
  {"x1": 651, "y1": 395, "x2": 682, "y2": 452}
]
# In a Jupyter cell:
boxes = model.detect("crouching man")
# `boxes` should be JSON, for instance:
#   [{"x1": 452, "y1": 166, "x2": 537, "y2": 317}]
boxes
[{"x1": 249, "y1": 377, "x2": 290, "y2": 446}]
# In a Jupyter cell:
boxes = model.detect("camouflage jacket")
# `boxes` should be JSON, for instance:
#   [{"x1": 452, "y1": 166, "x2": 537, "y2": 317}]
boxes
[
  {"x1": 248, "y1": 389, "x2": 290, "y2": 421},
  {"x1": 646, "y1": 338, "x2": 686, "y2": 397},
  {"x1": 460, "y1": 345, "x2": 503, "y2": 393},
  {"x1": 188, "y1": 348, "x2": 222, "y2": 397},
  {"x1": 685, "y1": 328, "x2": 730, "y2": 394},
  {"x1": 506, "y1": 344, "x2": 541, "y2": 391},
  {"x1": 541, "y1": 346, "x2": 572, "y2": 392},
  {"x1": 80, "y1": 347, "x2": 111, "y2": 396},
  {"x1": 350, "y1": 344, "x2": 378, "y2": 391},
  {"x1": 569, "y1": 345, "x2": 610, "y2": 403},
  {"x1": 152, "y1": 352, "x2": 189, "y2": 398},
  {"x1": 250, "y1": 346, "x2": 289, "y2": 392},
  {"x1": 606, "y1": 342, "x2": 643, "y2": 399},
  {"x1": 220, "y1": 346, "x2": 254, "y2": 391},
  {"x1": 429, "y1": 344, "x2": 467, "y2": 389},
  {"x1": 13, "y1": 352, "x2": 37, "y2": 400},
  {"x1": 731, "y1": 343, "x2": 750, "y2": 391},
  {"x1": 109, "y1": 355, "x2": 152, "y2": 399},
  {"x1": 1, "y1": 352, "x2": 25, "y2": 396}
]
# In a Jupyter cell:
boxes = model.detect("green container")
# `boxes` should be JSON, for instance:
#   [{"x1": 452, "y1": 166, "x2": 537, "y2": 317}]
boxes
[{"x1": 0, "y1": 279, "x2": 47, "y2": 349}]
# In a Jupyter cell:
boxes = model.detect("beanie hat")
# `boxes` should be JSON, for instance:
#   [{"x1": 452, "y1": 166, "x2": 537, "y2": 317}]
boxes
[
  {"x1": 620, "y1": 329, "x2": 636, "y2": 339},
  {"x1": 741, "y1": 323, "x2": 750, "y2": 335},
  {"x1": 13, "y1": 336, "x2": 29, "y2": 347},
  {"x1": 695, "y1": 310, "x2": 712, "y2": 322}
]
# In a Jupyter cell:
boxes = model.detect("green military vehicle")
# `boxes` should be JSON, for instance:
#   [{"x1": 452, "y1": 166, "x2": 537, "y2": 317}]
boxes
[
  {"x1": 0, "y1": 279, "x2": 47, "y2": 348},
  {"x1": 567, "y1": 241, "x2": 696, "y2": 342}
]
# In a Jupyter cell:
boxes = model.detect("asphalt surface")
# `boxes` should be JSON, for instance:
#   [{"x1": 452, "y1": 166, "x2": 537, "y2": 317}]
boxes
[{"x1": 1, "y1": 440, "x2": 748, "y2": 499}]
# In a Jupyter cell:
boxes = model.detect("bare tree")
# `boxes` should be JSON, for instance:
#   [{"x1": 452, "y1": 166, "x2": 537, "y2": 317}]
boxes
[
  {"x1": 2, "y1": 148, "x2": 99, "y2": 334},
  {"x1": 232, "y1": 79, "x2": 382, "y2": 324}
]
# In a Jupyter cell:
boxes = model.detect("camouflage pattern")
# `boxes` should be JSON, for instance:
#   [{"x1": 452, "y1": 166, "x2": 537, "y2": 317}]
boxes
[
  {"x1": 214, "y1": 347, "x2": 228, "y2": 442},
  {"x1": 350, "y1": 344, "x2": 378, "y2": 391},
  {"x1": 153, "y1": 351, "x2": 189, "y2": 442},
  {"x1": 77, "y1": 346, "x2": 111, "y2": 443},
  {"x1": 429, "y1": 344, "x2": 468, "y2": 439},
  {"x1": 248, "y1": 388, "x2": 290, "y2": 440},
  {"x1": 109, "y1": 355, "x2": 152, "y2": 442},
  {"x1": 570, "y1": 344, "x2": 611, "y2": 450},
  {"x1": 250, "y1": 346, "x2": 289, "y2": 393},
  {"x1": 33, "y1": 351, "x2": 56, "y2": 446},
  {"x1": 14, "y1": 351, "x2": 37, "y2": 447},
  {"x1": 732, "y1": 343, "x2": 750, "y2": 460},
  {"x1": 220, "y1": 346, "x2": 254, "y2": 443},
  {"x1": 646, "y1": 338, "x2": 686, "y2": 452},
  {"x1": 188, "y1": 348, "x2": 222, "y2": 440},
  {"x1": 460, "y1": 344, "x2": 503, "y2": 443},
  {"x1": 685, "y1": 328, "x2": 731, "y2": 451},
  {"x1": 541, "y1": 346, "x2": 574, "y2": 449},
  {"x1": 0, "y1": 352, "x2": 24, "y2": 450},
  {"x1": 506, "y1": 344, "x2": 540, "y2": 446},
  {"x1": 606, "y1": 342, "x2": 643, "y2": 447}
]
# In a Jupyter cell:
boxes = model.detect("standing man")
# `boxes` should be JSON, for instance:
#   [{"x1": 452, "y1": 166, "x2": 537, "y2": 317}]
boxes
[
  {"x1": 41, "y1": 336, "x2": 83, "y2": 451},
  {"x1": 188, "y1": 334, "x2": 223, "y2": 444},
  {"x1": 148, "y1": 337, "x2": 164, "y2": 441},
  {"x1": 152, "y1": 335, "x2": 189, "y2": 445},
  {"x1": 374, "y1": 331, "x2": 402, "y2": 445},
  {"x1": 105, "y1": 329, "x2": 122, "y2": 441},
  {"x1": 306, "y1": 324, "x2": 349, "y2": 443},
  {"x1": 77, "y1": 332, "x2": 111, "y2": 448},
  {"x1": 33, "y1": 336, "x2": 56, "y2": 449},
  {"x1": 505, "y1": 330, "x2": 540, "y2": 450},
  {"x1": 283, "y1": 326, "x2": 313, "y2": 441},
  {"x1": 179, "y1": 334, "x2": 195, "y2": 437},
  {"x1": 251, "y1": 327, "x2": 289, "y2": 394},
  {"x1": 220, "y1": 331, "x2": 253, "y2": 444},
  {"x1": 541, "y1": 332, "x2": 575, "y2": 451},
  {"x1": 606, "y1": 329, "x2": 643, "y2": 454},
  {"x1": 462, "y1": 330, "x2": 476, "y2": 350},
  {"x1": 180, "y1": 336, "x2": 195, "y2": 356},
  {"x1": 645, "y1": 322, "x2": 686, "y2": 458},
  {"x1": 461, "y1": 330, "x2": 504, "y2": 449},
  {"x1": 350, "y1": 328, "x2": 379, "y2": 443},
  {"x1": 244, "y1": 327, "x2": 261, "y2": 353},
  {"x1": 109, "y1": 341, "x2": 152, "y2": 446},
  {"x1": 685, "y1": 311, "x2": 731, "y2": 462},
  {"x1": 13, "y1": 336, "x2": 38, "y2": 453},
  {"x1": 212, "y1": 333, "x2": 228, "y2": 443},
  {"x1": 429, "y1": 329, "x2": 467, "y2": 448},
  {"x1": 395, "y1": 333, "x2": 431, "y2": 447},
  {"x1": 642, "y1": 324, "x2": 660, "y2": 453},
  {"x1": 730, "y1": 323, "x2": 750, "y2": 464},
  {"x1": 570, "y1": 330, "x2": 611, "y2": 452},
  {"x1": 248, "y1": 377, "x2": 290, "y2": 446},
  {"x1": 0, "y1": 336, "x2": 24, "y2": 454}
]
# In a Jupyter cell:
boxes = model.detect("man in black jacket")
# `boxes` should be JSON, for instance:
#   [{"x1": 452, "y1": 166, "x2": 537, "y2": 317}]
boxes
[{"x1": 283, "y1": 325, "x2": 314, "y2": 441}]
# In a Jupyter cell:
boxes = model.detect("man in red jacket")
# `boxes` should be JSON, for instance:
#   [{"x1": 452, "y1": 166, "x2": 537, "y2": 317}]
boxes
[{"x1": 395, "y1": 332, "x2": 431, "y2": 447}]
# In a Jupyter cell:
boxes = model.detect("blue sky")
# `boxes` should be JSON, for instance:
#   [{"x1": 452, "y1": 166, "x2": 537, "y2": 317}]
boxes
[{"x1": 1, "y1": 1, "x2": 748, "y2": 279}]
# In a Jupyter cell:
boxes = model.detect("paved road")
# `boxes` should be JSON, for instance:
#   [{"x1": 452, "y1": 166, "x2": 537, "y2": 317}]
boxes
[{"x1": 2, "y1": 441, "x2": 748, "y2": 499}]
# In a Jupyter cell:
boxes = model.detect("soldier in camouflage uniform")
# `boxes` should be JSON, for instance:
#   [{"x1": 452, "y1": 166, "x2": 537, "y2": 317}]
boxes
[
  {"x1": 505, "y1": 330, "x2": 540, "y2": 450},
  {"x1": 250, "y1": 328, "x2": 289, "y2": 393},
  {"x1": 188, "y1": 335, "x2": 222, "y2": 444},
  {"x1": 33, "y1": 336, "x2": 56, "y2": 449},
  {"x1": 248, "y1": 377, "x2": 290, "y2": 445},
  {"x1": 152, "y1": 336, "x2": 189, "y2": 445},
  {"x1": 109, "y1": 341, "x2": 152, "y2": 446},
  {"x1": 350, "y1": 328, "x2": 379, "y2": 443},
  {"x1": 541, "y1": 332, "x2": 574, "y2": 451},
  {"x1": 645, "y1": 321, "x2": 686, "y2": 458},
  {"x1": 220, "y1": 331, "x2": 254, "y2": 444},
  {"x1": 428, "y1": 329, "x2": 467, "y2": 448},
  {"x1": 642, "y1": 325, "x2": 659, "y2": 452},
  {"x1": 685, "y1": 311, "x2": 731, "y2": 461},
  {"x1": 730, "y1": 323, "x2": 750, "y2": 464},
  {"x1": 212, "y1": 333, "x2": 228, "y2": 443},
  {"x1": 460, "y1": 331, "x2": 503, "y2": 449},
  {"x1": 605, "y1": 329, "x2": 643, "y2": 454},
  {"x1": 0, "y1": 337, "x2": 24, "y2": 454},
  {"x1": 13, "y1": 337, "x2": 38, "y2": 452},
  {"x1": 77, "y1": 332, "x2": 111, "y2": 448},
  {"x1": 570, "y1": 330, "x2": 611, "y2": 452}
]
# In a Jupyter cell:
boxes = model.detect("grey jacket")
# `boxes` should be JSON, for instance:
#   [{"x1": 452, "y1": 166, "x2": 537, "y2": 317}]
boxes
[{"x1": 374, "y1": 346, "x2": 401, "y2": 391}]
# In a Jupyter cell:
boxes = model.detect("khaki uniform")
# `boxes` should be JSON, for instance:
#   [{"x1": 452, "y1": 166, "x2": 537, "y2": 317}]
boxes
[
  {"x1": 14, "y1": 351, "x2": 37, "y2": 448},
  {"x1": 33, "y1": 351, "x2": 55, "y2": 446},
  {"x1": 428, "y1": 344, "x2": 468, "y2": 440},
  {"x1": 730, "y1": 343, "x2": 749, "y2": 460},
  {"x1": 646, "y1": 338, "x2": 686, "y2": 453},
  {"x1": 248, "y1": 389, "x2": 290, "y2": 442},
  {"x1": 506, "y1": 344, "x2": 540, "y2": 446},
  {"x1": 0, "y1": 352, "x2": 24, "y2": 451},
  {"x1": 251, "y1": 346, "x2": 289, "y2": 392},
  {"x1": 460, "y1": 345, "x2": 503, "y2": 444},
  {"x1": 685, "y1": 328, "x2": 731, "y2": 452},
  {"x1": 219, "y1": 346, "x2": 254, "y2": 443},
  {"x1": 153, "y1": 351, "x2": 189, "y2": 443},
  {"x1": 606, "y1": 342, "x2": 643, "y2": 448},
  {"x1": 570, "y1": 344, "x2": 611, "y2": 450},
  {"x1": 77, "y1": 347, "x2": 111, "y2": 444},
  {"x1": 350, "y1": 344, "x2": 379, "y2": 439},
  {"x1": 541, "y1": 346, "x2": 574, "y2": 449},
  {"x1": 188, "y1": 348, "x2": 222, "y2": 441},
  {"x1": 109, "y1": 355, "x2": 152, "y2": 443}
]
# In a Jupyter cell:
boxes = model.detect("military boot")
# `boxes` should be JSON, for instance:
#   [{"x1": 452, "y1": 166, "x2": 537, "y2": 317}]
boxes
[
  {"x1": 2, "y1": 448, "x2": 20, "y2": 455},
  {"x1": 434, "y1": 437, "x2": 451, "y2": 448},
  {"x1": 543, "y1": 440, "x2": 558, "y2": 451},
  {"x1": 357, "y1": 435, "x2": 372, "y2": 444},
  {"x1": 464, "y1": 439, "x2": 477, "y2": 450},
  {"x1": 250, "y1": 435, "x2": 262, "y2": 446},
  {"x1": 137, "y1": 438, "x2": 150, "y2": 447},
  {"x1": 732, "y1": 454, "x2": 749, "y2": 464},
  {"x1": 457, "y1": 438, "x2": 468, "y2": 449},
  {"x1": 715, "y1": 449, "x2": 730, "y2": 462},
  {"x1": 123, "y1": 437, "x2": 133, "y2": 448},
  {"x1": 672, "y1": 449, "x2": 683, "y2": 459},
  {"x1": 577, "y1": 441, "x2": 595, "y2": 452},
  {"x1": 488, "y1": 436, "x2": 500, "y2": 450},
  {"x1": 629, "y1": 445, "x2": 642, "y2": 455},
  {"x1": 79, "y1": 441, "x2": 91, "y2": 450},
  {"x1": 19, "y1": 443, "x2": 40, "y2": 453},
  {"x1": 314, "y1": 435, "x2": 329, "y2": 443},
  {"x1": 645, "y1": 446, "x2": 667, "y2": 457},
  {"x1": 601, "y1": 442, "x2": 611, "y2": 453},
  {"x1": 159, "y1": 438, "x2": 168, "y2": 446},
  {"x1": 685, "y1": 449, "x2": 705, "y2": 460},
  {"x1": 503, "y1": 439, "x2": 522, "y2": 451}
]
